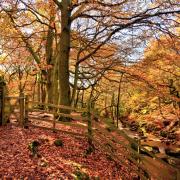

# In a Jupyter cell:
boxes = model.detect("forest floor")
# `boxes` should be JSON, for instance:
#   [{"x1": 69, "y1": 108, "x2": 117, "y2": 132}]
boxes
[{"x1": 0, "y1": 121, "x2": 138, "y2": 179}]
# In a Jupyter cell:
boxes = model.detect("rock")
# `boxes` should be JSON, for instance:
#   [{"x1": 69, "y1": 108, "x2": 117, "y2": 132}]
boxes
[
  {"x1": 143, "y1": 145, "x2": 160, "y2": 154},
  {"x1": 28, "y1": 140, "x2": 40, "y2": 157},
  {"x1": 129, "y1": 121, "x2": 139, "y2": 131},
  {"x1": 167, "y1": 133, "x2": 176, "y2": 140},
  {"x1": 138, "y1": 130, "x2": 144, "y2": 137},
  {"x1": 130, "y1": 126, "x2": 138, "y2": 131},
  {"x1": 143, "y1": 145, "x2": 153, "y2": 152},
  {"x1": 165, "y1": 148, "x2": 180, "y2": 158},
  {"x1": 160, "y1": 130, "x2": 168, "y2": 138},
  {"x1": 73, "y1": 170, "x2": 90, "y2": 180},
  {"x1": 152, "y1": 146, "x2": 160, "y2": 154},
  {"x1": 162, "y1": 157, "x2": 180, "y2": 168},
  {"x1": 163, "y1": 120, "x2": 170, "y2": 127},
  {"x1": 166, "y1": 120, "x2": 179, "y2": 131},
  {"x1": 160, "y1": 131, "x2": 176, "y2": 140},
  {"x1": 145, "y1": 123, "x2": 157, "y2": 133},
  {"x1": 131, "y1": 142, "x2": 152, "y2": 157}
]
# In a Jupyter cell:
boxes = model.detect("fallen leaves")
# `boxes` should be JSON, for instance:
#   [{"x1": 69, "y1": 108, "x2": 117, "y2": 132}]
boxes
[{"x1": 0, "y1": 123, "x2": 137, "y2": 179}]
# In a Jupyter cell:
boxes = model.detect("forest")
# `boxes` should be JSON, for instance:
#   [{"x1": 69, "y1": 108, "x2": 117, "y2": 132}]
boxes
[{"x1": 0, "y1": 0, "x2": 179, "y2": 179}]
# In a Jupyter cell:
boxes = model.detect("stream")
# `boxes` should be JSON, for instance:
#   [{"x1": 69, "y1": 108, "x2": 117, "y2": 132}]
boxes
[{"x1": 118, "y1": 124, "x2": 180, "y2": 179}]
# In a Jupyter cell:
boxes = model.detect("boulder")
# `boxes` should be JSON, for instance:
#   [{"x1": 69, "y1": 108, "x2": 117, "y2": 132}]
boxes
[
  {"x1": 165, "y1": 148, "x2": 180, "y2": 158},
  {"x1": 143, "y1": 145, "x2": 160, "y2": 154},
  {"x1": 162, "y1": 157, "x2": 180, "y2": 168}
]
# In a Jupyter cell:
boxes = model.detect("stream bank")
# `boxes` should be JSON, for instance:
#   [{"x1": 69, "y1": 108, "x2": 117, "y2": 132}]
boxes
[{"x1": 117, "y1": 118, "x2": 180, "y2": 179}]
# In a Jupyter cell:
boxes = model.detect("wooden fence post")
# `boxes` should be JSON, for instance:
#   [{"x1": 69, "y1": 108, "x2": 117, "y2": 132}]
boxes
[
  {"x1": 177, "y1": 170, "x2": 180, "y2": 180},
  {"x1": 19, "y1": 92, "x2": 25, "y2": 127},
  {"x1": 0, "y1": 77, "x2": 6, "y2": 126},
  {"x1": 24, "y1": 95, "x2": 29, "y2": 128},
  {"x1": 87, "y1": 99, "x2": 94, "y2": 151},
  {"x1": 52, "y1": 107, "x2": 56, "y2": 132},
  {"x1": 137, "y1": 138, "x2": 141, "y2": 180}
]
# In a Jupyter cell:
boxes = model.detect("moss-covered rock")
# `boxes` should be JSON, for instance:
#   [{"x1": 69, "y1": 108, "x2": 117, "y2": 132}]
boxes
[
  {"x1": 165, "y1": 148, "x2": 180, "y2": 158},
  {"x1": 73, "y1": 170, "x2": 90, "y2": 180},
  {"x1": 28, "y1": 140, "x2": 40, "y2": 157},
  {"x1": 54, "y1": 139, "x2": 63, "y2": 147},
  {"x1": 160, "y1": 130, "x2": 168, "y2": 137}
]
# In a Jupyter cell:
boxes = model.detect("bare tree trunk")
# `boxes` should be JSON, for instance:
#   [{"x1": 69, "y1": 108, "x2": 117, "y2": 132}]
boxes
[
  {"x1": 32, "y1": 78, "x2": 36, "y2": 101},
  {"x1": 74, "y1": 89, "x2": 80, "y2": 108},
  {"x1": 81, "y1": 89, "x2": 84, "y2": 108},
  {"x1": 37, "y1": 83, "x2": 41, "y2": 102},
  {"x1": 52, "y1": 60, "x2": 59, "y2": 105},
  {"x1": 71, "y1": 64, "x2": 79, "y2": 107},
  {"x1": 116, "y1": 73, "x2": 123, "y2": 128},
  {"x1": 41, "y1": 81, "x2": 46, "y2": 104},
  {"x1": 111, "y1": 93, "x2": 115, "y2": 124},
  {"x1": 87, "y1": 86, "x2": 95, "y2": 152}
]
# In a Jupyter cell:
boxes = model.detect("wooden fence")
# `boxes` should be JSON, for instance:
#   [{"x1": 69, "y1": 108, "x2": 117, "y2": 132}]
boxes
[{"x1": 1, "y1": 93, "x2": 180, "y2": 180}]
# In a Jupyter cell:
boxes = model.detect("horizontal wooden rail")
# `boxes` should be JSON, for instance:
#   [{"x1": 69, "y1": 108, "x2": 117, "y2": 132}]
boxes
[
  {"x1": 28, "y1": 101, "x2": 87, "y2": 112},
  {"x1": 56, "y1": 112, "x2": 88, "y2": 121},
  {"x1": 94, "y1": 125, "x2": 152, "y2": 179},
  {"x1": 29, "y1": 116, "x2": 88, "y2": 129},
  {"x1": 5, "y1": 96, "x2": 25, "y2": 99},
  {"x1": 99, "y1": 118, "x2": 175, "y2": 169},
  {"x1": 92, "y1": 137, "x2": 147, "y2": 180},
  {"x1": 28, "y1": 109, "x2": 88, "y2": 121},
  {"x1": 28, "y1": 109, "x2": 50, "y2": 113},
  {"x1": 98, "y1": 118, "x2": 179, "y2": 177},
  {"x1": 115, "y1": 128, "x2": 178, "y2": 171},
  {"x1": 28, "y1": 124, "x2": 85, "y2": 137},
  {"x1": 96, "y1": 128, "x2": 175, "y2": 180}
]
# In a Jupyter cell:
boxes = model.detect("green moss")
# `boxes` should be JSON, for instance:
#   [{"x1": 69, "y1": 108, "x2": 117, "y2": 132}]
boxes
[
  {"x1": 73, "y1": 170, "x2": 90, "y2": 180},
  {"x1": 81, "y1": 112, "x2": 88, "y2": 117},
  {"x1": 84, "y1": 146, "x2": 94, "y2": 157},
  {"x1": 54, "y1": 139, "x2": 63, "y2": 147},
  {"x1": 28, "y1": 140, "x2": 40, "y2": 157},
  {"x1": 160, "y1": 131, "x2": 167, "y2": 137},
  {"x1": 104, "y1": 118, "x2": 117, "y2": 132}
]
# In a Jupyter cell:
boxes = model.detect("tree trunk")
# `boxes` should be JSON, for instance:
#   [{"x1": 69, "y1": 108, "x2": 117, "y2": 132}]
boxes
[
  {"x1": 56, "y1": 0, "x2": 71, "y2": 112},
  {"x1": 111, "y1": 93, "x2": 115, "y2": 124},
  {"x1": 53, "y1": 58, "x2": 60, "y2": 105},
  {"x1": 74, "y1": 89, "x2": 80, "y2": 108},
  {"x1": 46, "y1": 0, "x2": 55, "y2": 104},
  {"x1": 116, "y1": 73, "x2": 123, "y2": 128},
  {"x1": 47, "y1": 68, "x2": 53, "y2": 104},
  {"x1": 71, "y1": 64, "x2": 79, "y2": 107},
  {"x1": 37, "y1": 74, "x2": 41, "y2": 103},
  {"x1": 81, "y1": 89, "x2": 85, "y2": 108}
]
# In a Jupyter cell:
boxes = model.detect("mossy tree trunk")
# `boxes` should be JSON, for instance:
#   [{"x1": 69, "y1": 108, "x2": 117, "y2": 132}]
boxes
[
  {"x1": 46, "y1": 0, "x2": 55, "y2": 104},
  {"x1": 56, "y1": 0, "x2": 72, "y2": 112}
]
